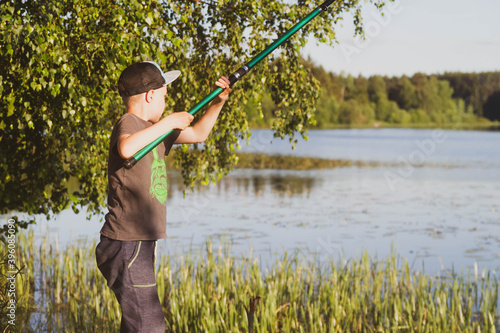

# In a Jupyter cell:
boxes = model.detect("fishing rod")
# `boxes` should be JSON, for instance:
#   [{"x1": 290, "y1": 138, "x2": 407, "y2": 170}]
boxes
[{"x1": 124, "y1": 0, "x2": 336, "y2": 169}]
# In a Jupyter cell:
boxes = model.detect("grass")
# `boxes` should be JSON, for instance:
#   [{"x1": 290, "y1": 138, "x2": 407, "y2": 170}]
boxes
[{"x1": 1, "y1": 230, "x2": 499, "y2": 332}]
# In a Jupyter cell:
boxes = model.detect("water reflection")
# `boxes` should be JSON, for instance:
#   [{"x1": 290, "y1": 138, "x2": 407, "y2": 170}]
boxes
[
  {"x1": 162, "y1": 166, "x2": 500, "y2": 276},
  {"x1": 14, "y1": 129, "x2": 500, "y2": 278},
  {"x1": 168, "y1": 171, "x2": 317, "y2": 197}
]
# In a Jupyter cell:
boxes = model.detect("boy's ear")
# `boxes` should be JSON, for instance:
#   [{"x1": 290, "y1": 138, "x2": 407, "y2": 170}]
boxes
[{"x1": 145, "y1": 89, "x2": 155, "y2": 103}]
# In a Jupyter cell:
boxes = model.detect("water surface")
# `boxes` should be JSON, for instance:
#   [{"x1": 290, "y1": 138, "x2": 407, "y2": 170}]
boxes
[{"x1": 9, "y1": 128, "x2": 500, "y2": 276}]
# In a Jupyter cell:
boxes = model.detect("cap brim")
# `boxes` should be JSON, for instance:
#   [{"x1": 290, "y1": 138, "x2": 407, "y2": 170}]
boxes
[{"x1": 163, "y1": 70, "x2": 181, "y2": 85}]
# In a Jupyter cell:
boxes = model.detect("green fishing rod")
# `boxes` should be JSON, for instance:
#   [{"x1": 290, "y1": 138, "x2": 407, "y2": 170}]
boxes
[{"x1": 124, "y1": 0, "x2": 335, "y2": 169}]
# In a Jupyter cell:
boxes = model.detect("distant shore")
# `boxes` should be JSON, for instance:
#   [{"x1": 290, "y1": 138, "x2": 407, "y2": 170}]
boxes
[{"x1": 249, "y1": 120, "x2": 500, "y2": 131}]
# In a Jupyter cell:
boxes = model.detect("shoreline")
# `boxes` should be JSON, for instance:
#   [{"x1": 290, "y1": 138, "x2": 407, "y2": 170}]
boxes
[{"x1": 248, "y1": 121, "x2": 500, "y2": 131}]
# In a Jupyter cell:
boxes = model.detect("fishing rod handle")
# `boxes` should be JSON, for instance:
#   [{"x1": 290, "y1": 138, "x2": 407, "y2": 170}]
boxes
[{"x1": 124, "y1": 156, "x2": 137, "y2": 169}]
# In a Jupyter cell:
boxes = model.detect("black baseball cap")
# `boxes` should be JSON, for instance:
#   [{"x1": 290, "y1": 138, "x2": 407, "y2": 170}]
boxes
[{"x1": 118, "y1": 61, "x2": 181, "y2": 97}]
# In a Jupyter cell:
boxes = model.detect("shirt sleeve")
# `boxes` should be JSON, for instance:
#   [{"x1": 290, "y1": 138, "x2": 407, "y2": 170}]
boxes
[
  {"x1": 110, "y1": 113, "x2": 141, "y2": 151},
  {"x1": 117, "y1": 113, "x2": 141, "y2": 137}
]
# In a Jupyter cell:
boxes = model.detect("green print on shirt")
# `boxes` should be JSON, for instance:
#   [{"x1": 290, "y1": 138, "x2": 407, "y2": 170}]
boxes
[{"x1": 149, "y1": 147, "x2": 168, "y2": 205}]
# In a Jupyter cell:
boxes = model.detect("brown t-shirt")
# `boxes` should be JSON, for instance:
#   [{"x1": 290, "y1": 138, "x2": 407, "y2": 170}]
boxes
[{"x1": 100, "y1": 113, "x2": 180, "y2": 241}]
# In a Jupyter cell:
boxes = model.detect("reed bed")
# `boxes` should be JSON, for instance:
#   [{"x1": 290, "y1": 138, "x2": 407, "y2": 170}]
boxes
[
  {"x1": 165, "y1": 151, "x2": 384, "y2": 171},
  {"x1": 232, "y1": 153, "x2": 383, "y2": 170},
  {"x1": 1, "y1": 230, "x2": 499, "y2": 332}
]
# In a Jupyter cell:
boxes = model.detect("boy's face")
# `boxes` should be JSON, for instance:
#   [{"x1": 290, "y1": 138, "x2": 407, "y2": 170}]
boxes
[{"x1": 149, "y1": 86, "x2": 167, "y2": 122}]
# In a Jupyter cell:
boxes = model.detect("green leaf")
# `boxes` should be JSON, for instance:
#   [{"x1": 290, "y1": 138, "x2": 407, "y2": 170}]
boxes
[{"x1": 0, "y1": 0, "x2": 394, "y2": 218}]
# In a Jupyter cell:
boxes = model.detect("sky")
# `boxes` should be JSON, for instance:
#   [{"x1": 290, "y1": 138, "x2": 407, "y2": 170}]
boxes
[{"x1": 303, "y1": 0, "x2": 500, "y2": 77}]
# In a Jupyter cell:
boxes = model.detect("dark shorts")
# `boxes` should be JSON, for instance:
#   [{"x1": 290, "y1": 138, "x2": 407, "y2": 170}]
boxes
[{"x1": 95, "y1": 235, "x2": 165, "y2": 333}]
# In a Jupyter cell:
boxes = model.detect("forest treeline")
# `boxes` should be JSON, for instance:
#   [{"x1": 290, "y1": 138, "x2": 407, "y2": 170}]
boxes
[{"x1": 246, "y1": 61, "x2": 500, "y2": 128}]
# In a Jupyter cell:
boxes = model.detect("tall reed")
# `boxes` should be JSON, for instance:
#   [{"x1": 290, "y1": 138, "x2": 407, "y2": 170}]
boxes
[{"x1": 1, "y1": 231, "x2": 498, "y2": 332}]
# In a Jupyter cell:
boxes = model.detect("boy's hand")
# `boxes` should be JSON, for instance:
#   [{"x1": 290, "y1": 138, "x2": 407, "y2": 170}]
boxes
[
  {"x1": 173, "y1": 76, "x2": 231, "y2": 144},
  {"x1": 166, "y1": 111, "x2": 194, "y2": 130},
  {"x1": 213, "y1": 76, "x2": 231, "y2": 104}
]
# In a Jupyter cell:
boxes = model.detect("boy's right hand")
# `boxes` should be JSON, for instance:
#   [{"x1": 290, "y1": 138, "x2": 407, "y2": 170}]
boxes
[{"x1": 166, "y1": 112, "x2": 194, "y2": 130}]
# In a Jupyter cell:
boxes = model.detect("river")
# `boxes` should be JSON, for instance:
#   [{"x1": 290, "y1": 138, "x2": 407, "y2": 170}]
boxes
[{"x1": 11, "y1": 128, "x2": 500, "y2": 275}]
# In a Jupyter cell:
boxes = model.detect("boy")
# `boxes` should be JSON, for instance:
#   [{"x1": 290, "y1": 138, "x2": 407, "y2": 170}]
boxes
[{"x1": 95, "y1": 61, "x2": 231, "y2": 332}]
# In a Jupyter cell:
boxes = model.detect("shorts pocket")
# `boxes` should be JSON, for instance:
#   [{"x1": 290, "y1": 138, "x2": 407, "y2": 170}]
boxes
[
  {"x1": 127, "y1": 241, "x2": 142, "y2": 269},
  {"x1": 127, "y1": 241, "x2": 157, "y2": 288}
]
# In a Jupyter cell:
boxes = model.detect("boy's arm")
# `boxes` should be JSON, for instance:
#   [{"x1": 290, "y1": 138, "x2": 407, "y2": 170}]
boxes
[
  {"x1": 117, "y1": 112, "x2": 193, "y2": 159},
  {"x1": 175, "y1": 76, "x2": 231, "y2": 144}
]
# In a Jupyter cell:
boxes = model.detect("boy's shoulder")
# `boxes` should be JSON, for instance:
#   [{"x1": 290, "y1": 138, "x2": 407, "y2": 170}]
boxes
[
  {"x1": 110, "y1": 113, "x2": 148, "y2": 147},
  {"x1": 116, "y1": 112, "x2": 141, "y2": 124},
  {"x1": 114, "y1": 113, "x2": 149, "y2": 131}
]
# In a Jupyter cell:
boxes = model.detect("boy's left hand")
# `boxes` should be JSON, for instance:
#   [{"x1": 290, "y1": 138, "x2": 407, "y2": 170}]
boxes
[{"x1": 213, "y1": 76, "x2": 231, "y2": 104}]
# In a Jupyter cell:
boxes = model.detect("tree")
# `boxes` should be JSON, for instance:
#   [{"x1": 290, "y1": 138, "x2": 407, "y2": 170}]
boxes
[
  {"x1": 395, "y1": 76, "x2": 418, "y2": 111},
  {"x1": 375, "y1": 98, "x2": 399, "y2": 122},
  {"x1": 413, "y1": 76, "x2": 458, "y2": 124},
  {"x1": 438, "y1": 72, "x2": 500, "y2": 118},
  {"x1": 367, "y1": 75, "x2": 387, "y2": 104},
  {"x1": 1, "y1": 0, "x2": 393, "y2": 218},
  {"x1": 315, "y1": 94, "x2": 339, "y2": 127},
  {"x1": 353, "y1": 75, "x2": 369, "y2": 105},
  {"x1": 483, "y1": 91, "x2": 500, "y2": 121},
  {"x1": 338, "y1": 99, "x2": 362, "y2": 124}
]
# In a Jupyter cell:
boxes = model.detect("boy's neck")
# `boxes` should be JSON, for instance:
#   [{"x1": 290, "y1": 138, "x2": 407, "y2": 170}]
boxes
[{"x1": 127, "y1": 106, "x2": 150, "y2": 122}]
